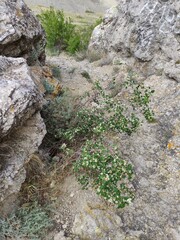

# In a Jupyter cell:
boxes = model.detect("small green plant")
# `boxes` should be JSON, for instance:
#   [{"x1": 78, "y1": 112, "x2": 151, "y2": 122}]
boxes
[
  {"x1": 74, "y1": 139, "x2": 134, "y2": 208},
  {"x1": 125, "y1": 71, "x2": 155, "y2": 122},
  {"x1": 51, "y1": 66, "x2": 61, "y2": 79},
  {"x1": 81, "y1": 70, "x2": 91, "y2": 81},
  {"x1": 43, "y1": 79, "x2": 55, "y2": 94},
  {"x1": 85, "y1": 9, "x2": 95, "y2": 14},
  {"x1": 0, "y1": 203, "x2": 53, "y2": 240}
]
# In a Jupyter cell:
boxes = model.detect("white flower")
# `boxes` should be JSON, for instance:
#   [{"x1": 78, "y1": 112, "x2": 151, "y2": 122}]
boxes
[
  {"x1": 126, "y1": 198, "x2": 132, "y2": 204},
  {"x1": 61, "y1": 143, "x2": 67, "y2": 149}
]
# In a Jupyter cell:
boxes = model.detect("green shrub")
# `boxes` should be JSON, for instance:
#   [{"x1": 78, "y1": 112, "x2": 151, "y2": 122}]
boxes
[
  {"x1": 61, "y1": 80, "x2": 144, "y2": 141},
  {"x1": 43, "y1": 79, "x2": 55, "y2": 94},
  {"x1": 81, "y1": 70, "x2": 91, "y2": 81},
  {"x1": 51, "y1": 66, "x2": 61, "y2": 79},
  {"x1": 38, "y1": 7, "x2": 75, "y2": 51},
  {"x1": 41, "y1": 90, "x2": 79, "y2": 141},
  {"x1": 125, "y1": 71, "x2": 155, "y2": 122},
  {"x1": 38, "y1": 7, "x2": 102, "y2": 54},
  {"x1": 0, "y1": 203, "x2": 53, "y2": 240},
  {"x1": 42, "y1": 72, "x2": 154, "y2": 208},
  {"x1": 74, "y1": 139, "x2": 134, "y2": 208},
  {"x1": 67, "y1": 34, "x2": 81, "y2": 54}
]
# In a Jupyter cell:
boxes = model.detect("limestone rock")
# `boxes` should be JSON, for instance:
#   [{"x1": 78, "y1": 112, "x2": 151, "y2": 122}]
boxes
[
  {"x1": 72, "y1": 208, "x2": 124, "y2": 240},
  {"x1": 0, "y1": 112, "x2": 46, "y2": 216},
  {"x1": 0, "y1": 56, "x2": 42, "y2": 139},
  {"x1": 0, "y1": 55, "x2": 46, "y2": 216},
  {"x1": 0, "y1": 0, "x2": 47, "y2": 217},
  {"x1": 0, "y1": 0, "x2": 46, "y2": 65},
  {"x1": 89, "y1": 0, "x2": 180, "y2": 78}
]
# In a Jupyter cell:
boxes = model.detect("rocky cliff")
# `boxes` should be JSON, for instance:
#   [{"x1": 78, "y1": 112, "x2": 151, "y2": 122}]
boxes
[{"x1": 0, "y1": 0, "x2": 46, "y2": 216}]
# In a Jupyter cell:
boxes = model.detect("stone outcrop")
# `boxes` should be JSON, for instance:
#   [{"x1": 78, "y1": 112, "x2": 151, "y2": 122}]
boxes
[
  {"x1": 89, "y1": 0, "x2": 180, "y2": 81},
  {"x1": 0, "y1": 0, "x2": 46, "y2": 65},
  {"x1": 0, "y1": 56, "x2": 42, "y2": 139},
  {"x1": 0, "y1": 55, "x2": 46, "y2": 216},
  {"x1": 0, "y1": 0, "x2": 46, "y2": 216}
]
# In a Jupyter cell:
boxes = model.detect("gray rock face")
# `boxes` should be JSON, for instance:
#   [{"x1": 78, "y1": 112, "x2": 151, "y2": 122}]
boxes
[
  {"x1": 89, "y1": 0, "x2": 180, "y2": 80},
  {"x1": 0, "y1": 112, "x2": 46, "y2": 216},
  {"x1": 0, "y1": 0, "x2": 46, "y2": 217},
  {"x1": 114, "y1": 75, "x2": 180, "y2": 240},
  {"x1": 0, "y1": 0, "x2": 46, "y2": 65},
  {"x1": 0, "y1": 56, "x2": 46, "y2": 216},
  {"x1": 0, "y1": 56, "x2": 42, "y2": 139}
]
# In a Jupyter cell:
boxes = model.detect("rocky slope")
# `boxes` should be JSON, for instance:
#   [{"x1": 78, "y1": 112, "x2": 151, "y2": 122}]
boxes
[
  {"x1": 46, "y1": 1, "x2": 180, "y2": 239},
  {"x1": 46, "y1": 49, "x2": 180, "y2": 240},
  {"x1": 0, "y1": 0, "x2": 179, "y2": 239}
]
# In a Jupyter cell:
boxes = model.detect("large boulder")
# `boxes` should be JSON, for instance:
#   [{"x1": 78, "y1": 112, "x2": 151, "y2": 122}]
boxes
[
  {"x1": 89, "y1": 0, "x2": 180, "y2": 81},
  {"x1": 0, "y1": 56, "x2": 42, "y2": 139},
  {"x1": 0, "y1": 0, "x2": 46, "y2": 65},
  {"x1": 0, "y1": 0, "x2": 47, "y2": 217},
  {"x1": 0, "y1": 56, "x2": 46, "y2": 216}
]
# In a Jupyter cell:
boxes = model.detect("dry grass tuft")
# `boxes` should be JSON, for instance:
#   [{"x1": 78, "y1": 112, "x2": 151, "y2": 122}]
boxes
[{"x1": 19, "y1": 152, "x2": 76, "y2": 205}]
